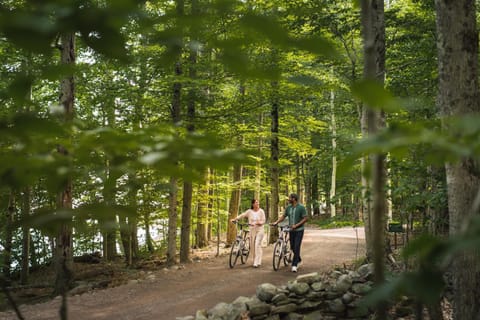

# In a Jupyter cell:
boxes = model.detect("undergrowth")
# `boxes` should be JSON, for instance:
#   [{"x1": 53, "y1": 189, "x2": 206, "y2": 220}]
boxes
[{"x1": 310, "y1": 214, "x2": 364, "y2": 229}]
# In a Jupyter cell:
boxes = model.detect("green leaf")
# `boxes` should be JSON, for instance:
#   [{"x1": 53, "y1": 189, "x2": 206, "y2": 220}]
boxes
[{"x1": 351, "y1": 80, "x2": 401, "y2": 112}]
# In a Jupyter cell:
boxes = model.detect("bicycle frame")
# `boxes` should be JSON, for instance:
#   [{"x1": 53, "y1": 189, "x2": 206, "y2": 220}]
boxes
[
  {"x1": 272, "y1": 225, "x2": 292, "y2": 271},
  {"x1": 229, "y1": 221, "x2": 251, "y2": 268}
]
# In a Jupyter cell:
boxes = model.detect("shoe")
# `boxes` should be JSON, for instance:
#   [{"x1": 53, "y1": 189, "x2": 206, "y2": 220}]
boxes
[{"x1": 292, "y1": 266, "x2": 297, "y2": 272}]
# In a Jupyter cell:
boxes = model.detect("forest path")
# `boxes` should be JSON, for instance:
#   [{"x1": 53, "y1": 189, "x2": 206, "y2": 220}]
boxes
[{"x1": 0, "y1": 226, "x2": 365, "y2": 320}]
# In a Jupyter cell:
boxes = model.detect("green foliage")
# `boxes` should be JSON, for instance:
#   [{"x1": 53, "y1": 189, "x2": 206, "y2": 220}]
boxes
[
  {"x1": 0, "y1": 0, "x2": 141, "y2": 60},
  {"x1": 310, "y1": 215, "x2": 363, "y2": 229},
  {"x1": 363, "y1": 214, "x2": 480, "y2": 310}
]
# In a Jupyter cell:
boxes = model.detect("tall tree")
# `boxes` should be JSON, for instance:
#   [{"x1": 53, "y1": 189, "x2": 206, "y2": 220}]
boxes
[
  {"x1": 54, "y1": 32, "x2": 75, "y2": 320},
  {"x1": 180, "y1": 0, "x2": 200, "y2": 261},
  {"x1": 166, "y1": 0, "x2": 184, "y2": 266},
  {"x1": 196, "y1": 168, "x2": 209, "y2": 248},
  {"x1": 435, "y1": 0, "x2": 480, "y2": 319},
  {"x1": 360, "y1": 0, "x2": 386, "y2": 318},
  {"x1": 269, "y1": 77, "x2": 280, "y2": 243},
  {"x1": 329, "y1": 88, "x2": 337, "y2": 217},
  {"x1": 227, "y1": 160, "x2": 242, "y2": 245}
]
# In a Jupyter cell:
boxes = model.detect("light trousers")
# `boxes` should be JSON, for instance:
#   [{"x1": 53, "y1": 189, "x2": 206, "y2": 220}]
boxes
[{"x1": 250, "y1": 225, "x2": 264, "y2": 266}]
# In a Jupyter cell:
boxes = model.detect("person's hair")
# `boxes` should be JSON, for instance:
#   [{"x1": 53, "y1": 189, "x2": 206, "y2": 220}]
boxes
[
  {"x1": 251, "y1": 199, "x2": 257, "y2": 209},
  {"x1": 289, "y1": 193, "x2": 298, "y2": 201}
]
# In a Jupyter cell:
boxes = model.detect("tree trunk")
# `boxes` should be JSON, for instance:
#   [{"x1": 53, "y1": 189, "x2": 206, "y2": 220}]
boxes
[
  {"x1": 255, "y1": 112, "x2": 263, "y2": 200},
  {"x1": 227, "y1": 164, "x2": 242, "y2": 245},
  {"x1": 3, "y1": 192, "x2": 15, "y2": 277},
  {"x1": 435, "y1": 1, "x2": 480, "y2": 319},
  {"x1": 102, "y1": 100, "x2": 118, "y2": 261},
  {"x1": 196, "y1": 168, "x2": 209, "y2": 248},
  {"x1": 180, "y1": 1, "x2": 198, "y2": 260},
  {"x1": 269, "y1": 79, "x2": 280, "y2": 244},
  {"x1": 102, "y1": 164, "x2": 118, "y2": 261},
  {"x1": 144, "y1": 212, "x2": 154, "y2": 253},
  {"x1": 330, "y1": 88, "x2": 337, "y2": 217},
  {"x1": 54, "y1": 34, "x2": 75, "y2": 312},
  {"x1": 119, "y1": 174, "x2": 139, "y2": 266},
  {"x1": 207, "y1": 170, "x2": 214, "y2": 241},
  {"x1": 166, "y1": 0, "x2": 183, "y2": 263},
  {"x1": 21, "y1": 187, "x2": 31, "y2": 284},
  {"x1": 360, "y1": 1, "x2": 387, "y2": 319}
]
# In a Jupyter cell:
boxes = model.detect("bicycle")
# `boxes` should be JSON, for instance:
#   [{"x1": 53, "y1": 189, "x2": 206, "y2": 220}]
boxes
[
  {"x1": 229, "y1": 220, "x2": 251, "y2": 268},
  {"x1": 271, "y1": 224, "x2": 293, "y2": 271}
]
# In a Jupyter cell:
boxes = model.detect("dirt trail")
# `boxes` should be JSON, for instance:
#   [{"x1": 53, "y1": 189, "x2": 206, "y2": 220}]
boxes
[{"x1": 0, "y1": 227, "x2": 365, "y2": 320}]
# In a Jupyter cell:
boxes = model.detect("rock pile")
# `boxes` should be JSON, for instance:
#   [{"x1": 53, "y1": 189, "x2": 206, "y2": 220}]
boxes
[{"x1": 177, "y1": 263, "x2": 376, "y2": 320}]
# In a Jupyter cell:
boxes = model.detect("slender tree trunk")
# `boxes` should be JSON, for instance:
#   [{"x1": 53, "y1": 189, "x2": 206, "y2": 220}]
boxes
[
  {"x1": 361, "y1": 1, "x2": 387, "y2": 319},
  {"x1": 330, "y1": 88, "x2": 337, "y2": 217},
  {"x1": 227, "y1": 164, "x2": 242, "y2": 245},
  {"x1": 207, "y1": 171, "x2": 214, "y2": 241},
  {"x1": 295, "y1": 155, "x2": 301, "y2": 201},
  {"x1": 180, "y1": 0, "x2": 198, "y2": 260},
  {"x1": 435, "y1": 1, "x2": 480, "y2": 319},
  {"x1": 21, "y1": 188, "x2": 31, "y2": 284},
  {"x1": 269, "y1": 79, "x2": 280, "y2": 244},
  {"x1": 102, "y1": 163, "x2": 118, "y2": 261},
  {"x1": 118, "y1": 213, "x2": 131, "y2": 265},
  {"x1": 102, "y1": 100, "x2": 118, "y2": 261},
  {"x1": 360, "y1": 109, "x2": 372, "y2": 254},
  {"x1": 226, "y1": 82, "x2": 246, "y2": 245},
  {"x1": 54, "y1": 34, "x2": 75, "y2": 316},
  {"x1": 144, "y1": 212, "x2": 154, "y2": 253},
  {"x1": 311, "y1": 171, "x2": 319, "y2": 215},
  {"x1": 255, "y1": 112, "x2": 263, "y2": 200},
  {"x1": 120, "y1": 174, "x2": 139, "y2": 266},
  {"x1": 196, "y1": 168, "x2": 209, "y2": 248},
  {"x1": 3, "y1": 192, "x2": 15, "y2": 277},
  {"x1": 167, "y1": 3, "x2": 183, "y2": 263}
]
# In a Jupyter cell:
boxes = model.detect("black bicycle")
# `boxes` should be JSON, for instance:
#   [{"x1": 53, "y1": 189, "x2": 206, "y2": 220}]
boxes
[
  {"x1": 229, "y1": 221, "x2": 251, "y2": 268},
  {"x1": 271, "y1": 224, "x2": 293, "y2": 271}
]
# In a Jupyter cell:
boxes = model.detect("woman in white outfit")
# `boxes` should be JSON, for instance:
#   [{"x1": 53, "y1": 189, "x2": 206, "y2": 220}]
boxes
[{"x1": 231, "y1": 199, "x2": 266, "y2": 268}]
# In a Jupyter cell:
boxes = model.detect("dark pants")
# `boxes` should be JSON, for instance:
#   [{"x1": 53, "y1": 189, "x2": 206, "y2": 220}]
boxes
[{"x1": 289, "y1": 230, "x2": 304, "y2": 267}]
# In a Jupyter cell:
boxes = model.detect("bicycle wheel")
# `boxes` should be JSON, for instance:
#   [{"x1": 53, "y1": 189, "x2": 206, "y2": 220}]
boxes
[
  {"x1": 241, "y1": 236, "x2": 250, "y2": 264},
  {"x1": 272, "y1": 240, "x2": 283, "y2": 271},
  {"x1": 229, "y1": 239, "x2": 241, "y2": 268},
  {"x1": 283, "y1": 240, "x2": 292, "y2": 266}
]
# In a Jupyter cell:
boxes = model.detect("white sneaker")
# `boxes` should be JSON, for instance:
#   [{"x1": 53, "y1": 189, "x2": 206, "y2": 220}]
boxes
[{"x1": 292, "y1": 266, "x2": 297, "y2": 272}]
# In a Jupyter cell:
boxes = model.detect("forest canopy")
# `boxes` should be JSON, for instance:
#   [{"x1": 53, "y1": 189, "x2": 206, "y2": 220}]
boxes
[{"x1": 2, "y1": 1, "x2": 480, "y2": 319}]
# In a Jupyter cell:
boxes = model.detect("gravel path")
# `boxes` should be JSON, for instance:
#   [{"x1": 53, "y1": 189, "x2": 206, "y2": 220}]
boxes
[{"x1": 0, "y1": 226, "x2": 365, "y2": 320}]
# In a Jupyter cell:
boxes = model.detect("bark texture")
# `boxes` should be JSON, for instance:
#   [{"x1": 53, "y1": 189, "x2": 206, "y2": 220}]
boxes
[
  {"x1": 360, "y1": 1, "x2": 387, "y2": 319},
  {"x1": 54, "y1": 33, "x2": 75, "y2": 303},
  {"x1": 435, "y1": 1, "x2": 480, "y2": 319}
]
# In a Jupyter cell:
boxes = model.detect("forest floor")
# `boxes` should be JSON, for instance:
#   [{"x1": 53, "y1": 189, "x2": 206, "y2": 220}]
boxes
[
  {"x1": 0, "y1": 226, "x2": 451, "y2": 320},
  {"x1": 1, "y1": 226, "x2": 366, "y2": 320}
]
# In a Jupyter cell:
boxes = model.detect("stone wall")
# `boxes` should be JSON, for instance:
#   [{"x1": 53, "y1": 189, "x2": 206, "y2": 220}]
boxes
[{"x1": 177, "y1": 264, "x2": 377, "y2": 320}]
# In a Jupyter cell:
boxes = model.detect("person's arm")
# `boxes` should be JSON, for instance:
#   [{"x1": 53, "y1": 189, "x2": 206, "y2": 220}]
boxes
[
  {"x1": 230, "y1": 210, "x2": 248, "y2": 223},
  {"x1": 291, "y1": 216, "x2": 307, "y2": 230},
  {"x1": 272, "y1": 214, "x2": 286, "y2": 226}
]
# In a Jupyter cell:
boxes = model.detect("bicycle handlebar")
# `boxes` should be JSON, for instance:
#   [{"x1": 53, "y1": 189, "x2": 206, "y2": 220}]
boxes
[
  {"x1": 269, "y1": 223, "x2": 291, "y2": 232},
  {"x1": 232, "y1": 220, "x2": 250, "y2": 228}
]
